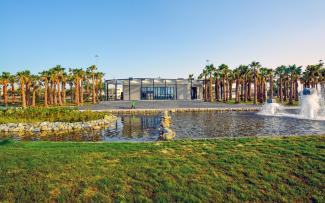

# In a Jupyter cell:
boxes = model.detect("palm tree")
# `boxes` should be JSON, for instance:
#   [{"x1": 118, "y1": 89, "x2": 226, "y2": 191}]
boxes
[
  {"x1": 79, "y1": 69, "x2": 86, "y2": 105},
  {"x1": 249, "y1": 61, "x2": 261, "y2": 104},
  {"x1": 85, "y1": 69, "x2": 91, "y2": 100},
  {"x1": 8, "y1": 74, "x2": 16, "y2": 104},
  {"x1": 233, "y1": 67, "x2": 241, "y2": 103},
  {"x1": 48, "y1": 68, "x2": 56, "y2": 105},
  {"x1": 213, "y1": 69, "x2": 220, "y2": 102},
  {"x1": 293, "y1": 65, "x2": 302, "y2": 101},
  {"x1": 87, "y1": 65, "x2": 97, "y2": 104},
  {"x1": 54, "y1": 65, "x2": 65, "y2": 105},
  {"x1": 16, "y1": 70, "x2": 30, "y2": 108},
  {"x1": 259, "y1": 67, "x2": 269, "y2": 103},
  {"x1": 61, "y1": 72, "x2": 68, "y2": 104},
  {"x1": 1, "y1": 72, "x2": 10, "y2": 107},
  {"x1": 238, "y1": 65, "x2": 249, "y2": 102},
  {"x1": 96, "y1": 72, "x2": 105, "y2": 102},
  {"x1": 265, "y1": 68, "x2": 274, "y2": 101},
  {"x1": 39, "y1": 70, "x2": 50, "y2": 107},
  {"x1": 71, "y1": 68, "x2": 83, "y2": 106},
  {"x1": 275, "y1": 65, "x2": 286, "y2": 103},
  {"x1": 218, "y1": 64, "x2": 230, "y2": 102},
  {"x1": 206, "y1": 64, "x2": 216, "y2": 102},
  {"x1": 30, "y1": 75, "x2": 40, "y2": 107},
  {"x1": 227, "y1": 70, "x2": 234, "y2": 101},
  {"x1": 67, "y1": 70, "x2": 75, "y2": 103}
]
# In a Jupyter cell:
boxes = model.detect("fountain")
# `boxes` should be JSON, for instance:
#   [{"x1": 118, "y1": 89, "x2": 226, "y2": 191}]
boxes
[
  {"x1": 259, "y1": 88, "x2": 325, "y2": 120},
  {"x1": 299, "y1": 88, "x2": 325, "y2": 119},
  {"x1": 259, "y1": 99, "x2": 283, "y2": 115}
]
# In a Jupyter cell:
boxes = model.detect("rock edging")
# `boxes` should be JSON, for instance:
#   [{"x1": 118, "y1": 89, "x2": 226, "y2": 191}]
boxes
[{"x1": 0, "y1": 115, "x2": 117, "y2": 132}]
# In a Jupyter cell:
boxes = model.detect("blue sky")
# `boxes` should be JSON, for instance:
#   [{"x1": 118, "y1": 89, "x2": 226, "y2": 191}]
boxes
[{"x1": 1, "y1": 0, "x2": 324, "y2": 79}]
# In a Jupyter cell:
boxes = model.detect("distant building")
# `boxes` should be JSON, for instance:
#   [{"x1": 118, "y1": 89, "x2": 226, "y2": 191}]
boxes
[{"x1": 104, "y1": 78, "x2": 203, "y2": 101}]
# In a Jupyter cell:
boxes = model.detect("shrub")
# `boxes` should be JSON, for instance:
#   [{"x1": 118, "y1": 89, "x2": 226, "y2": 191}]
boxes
[{"x1": 0, "y1": 107, "x2": 108, "y2": 123}]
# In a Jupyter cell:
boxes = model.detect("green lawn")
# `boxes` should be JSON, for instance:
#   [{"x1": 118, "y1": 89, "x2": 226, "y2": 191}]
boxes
[{"x1": 0, "y1": 136, "x2": 324, "y2": 202}]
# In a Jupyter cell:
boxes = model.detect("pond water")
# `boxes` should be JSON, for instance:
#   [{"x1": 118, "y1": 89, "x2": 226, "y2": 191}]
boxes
[{"x1": 1, "y1": 110, "x2": 325, "y2": 142}]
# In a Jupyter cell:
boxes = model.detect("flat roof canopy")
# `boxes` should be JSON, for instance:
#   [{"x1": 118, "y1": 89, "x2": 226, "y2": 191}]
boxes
[{"x1": 105, "y1": 78, "x2": 203, "y2": 85}]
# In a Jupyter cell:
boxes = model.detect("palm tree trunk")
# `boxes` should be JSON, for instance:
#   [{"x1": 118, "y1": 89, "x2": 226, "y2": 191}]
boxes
[
  {"x1": 21, "y1": 81, "x2": 26, "y2": 108},
  {"x1": 240, "y1": 81, "x2": 243, "y2": 101},
  {"x1": 62, "y1": 81, "x2": 66, "y2": 104},
  {"x1": 222, "y1": 79, "x2": 226, "y2": 102},
  {"x1": 228, "y1": 81, "x2": 232, "y2": 100},
  {"x1": 244, "y1": 77, "x2": 248, "y2": 102},
  {"x1": 253, "y1": 72, "x2": 257, "y2": 104},
  {"x1": 86, "y1": 79, "x2": 90, "y2": 98},
  {"x1": 92, "y1": 73, "x2": 96, "y2": 104},
  {"x1": 3, "y1": 83, "x2": 8, "y2": 107},
  {"x1": 44, "y1": 80, "x2": 48, "y2": 107},
  {"x1": 235, "y1": 79, "x2": 239, "y2": 103},
  {"x1": 50, "y1": 82, "x2": 54, "y2": 105},
  {"x1": 209, "y1": 74, "x2": 213, "y2": 102},
  {"x1": 32, "y1": 90, "x2": 36, "y2": 107},
  {"x1": 69, "y1": 83, "x2": 73, "y2": 103},
  {"x1": 99, "y1": 80, "x2": 103, "y2": 102},
  {"x1": 58, "y1": 80, "x2": 62, "y2": 105},
  {"x1": 225, "y1": 81, "x2": 228, "y2": 102},
  {"x1": 295, "y1": 80, "x2": 299, "y2": 101},
  {"x1": 53, "y1": 81, "x2": 57, "y2": 105},
  {"x1": 263, "y1": 81, "x2": 266, "y2": 102},
  {"x1": 215, "y1": 79, "x2": 219, "y2": 102},
  {"x1": 269, "y1": 75, "x2": 273, "y2": 100},
  {"x1": 11, "y1": 83, "x2": 15, "y2": 104},
  {"x1": 25, "y1": 83, "x2": 29, "y2": 106},
  {"x1": 279, "y1": 77, "x2": 283, "y2": 103},
  {"x1": 248, "y1": 82, "x2": 252, "y2": 101},
  {"x1": 75, "y1": 79, "x2": 79, "y2": 105},
  {"x1": 80, "y1": 80, "x2": 83, "y2": 105},
  {"x1": 284, "y1": 80, "x2": 287, "y2": 102},
  {"x1": 289, "y1": 76, "x2": 293, "y2": 105}
]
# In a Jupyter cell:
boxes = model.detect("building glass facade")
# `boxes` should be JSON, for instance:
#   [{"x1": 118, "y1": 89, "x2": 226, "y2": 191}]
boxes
[{"x1": 141, "y1": 87, "x2": 175, "y2": 100}]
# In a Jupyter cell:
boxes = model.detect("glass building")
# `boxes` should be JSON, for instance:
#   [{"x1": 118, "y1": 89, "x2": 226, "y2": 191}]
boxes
[{"x1": 104, "y1": 78, "x2": 203, "y2": 101}]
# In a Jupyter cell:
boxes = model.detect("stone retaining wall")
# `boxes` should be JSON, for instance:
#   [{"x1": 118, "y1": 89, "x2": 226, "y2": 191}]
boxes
[{"x1": 0, "y1": 115, "x2": 117, "y2": 132}]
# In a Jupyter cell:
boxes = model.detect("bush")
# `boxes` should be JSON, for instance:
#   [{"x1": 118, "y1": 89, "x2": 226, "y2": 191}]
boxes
[{"x1": 0, "y1": 107, "x2": 108, "y2": 123}]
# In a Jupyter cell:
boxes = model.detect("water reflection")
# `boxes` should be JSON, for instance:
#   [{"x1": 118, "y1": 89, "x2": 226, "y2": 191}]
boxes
[
  {"x1": 0, "y1": 115, "x2": 162, "y2": 142},
  {"x1": 1, "y1": 112, "x2": 325, "y2": 142},
  {"x1": 171, "y1": 112, "x2": 325, "y2": 139}
]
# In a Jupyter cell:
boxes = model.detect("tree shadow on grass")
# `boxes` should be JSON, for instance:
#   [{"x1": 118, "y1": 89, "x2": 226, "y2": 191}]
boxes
[{"x1": 0, "y1": 139, "x2": 14, "y2": 146}]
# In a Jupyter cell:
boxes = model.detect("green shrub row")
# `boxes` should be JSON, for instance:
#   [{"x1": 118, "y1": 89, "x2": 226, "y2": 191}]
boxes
[{"x1": 0, "y1": 107, "x2": 108, "y2": 123}]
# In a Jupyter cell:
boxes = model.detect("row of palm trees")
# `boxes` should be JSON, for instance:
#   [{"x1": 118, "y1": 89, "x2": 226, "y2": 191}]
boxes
[
  {"x1": 196, "y1": 60, "x2": 324, "y2": 105},
  {"x1": 0, "y1": 65, "x2": 104, "y2": 108}
]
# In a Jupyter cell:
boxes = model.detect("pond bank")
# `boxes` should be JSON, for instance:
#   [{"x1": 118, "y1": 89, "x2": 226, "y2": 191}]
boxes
[
  {"x1": 0, "y1": 135, "x2": 324, "y2": 202},
  {"x1": 0, "y1": 115, "x2": 117, "y2": 132}
]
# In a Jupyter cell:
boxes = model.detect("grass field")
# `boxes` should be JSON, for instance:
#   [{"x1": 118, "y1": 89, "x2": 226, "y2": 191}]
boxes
[{"x1": 0, "y1": 136, "x2": 324, "y2": 202}]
